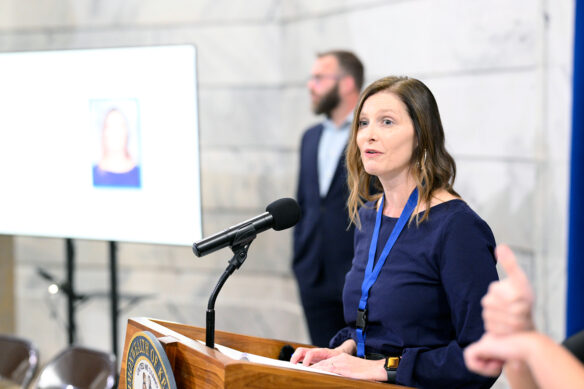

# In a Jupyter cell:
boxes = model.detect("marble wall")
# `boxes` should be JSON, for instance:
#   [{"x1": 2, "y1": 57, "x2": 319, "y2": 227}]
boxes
[{"x1": 0, "y1": 1, "x2": 575, "y2": 387}]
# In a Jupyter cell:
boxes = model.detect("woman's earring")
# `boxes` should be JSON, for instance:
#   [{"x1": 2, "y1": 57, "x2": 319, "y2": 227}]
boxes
[{"x1": 419, "y1": 150, "x2": 427, "y2": 170}]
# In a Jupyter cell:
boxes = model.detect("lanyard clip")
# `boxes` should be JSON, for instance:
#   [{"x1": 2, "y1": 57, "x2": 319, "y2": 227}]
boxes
[{"x1": 356, "y1": 308, "x2": 367, "y2": 330}]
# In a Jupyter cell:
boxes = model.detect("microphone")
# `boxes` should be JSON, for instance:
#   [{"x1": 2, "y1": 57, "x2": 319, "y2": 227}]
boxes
[{"x1": 192, "y1": 197, "x2": 301, "y2": 257}]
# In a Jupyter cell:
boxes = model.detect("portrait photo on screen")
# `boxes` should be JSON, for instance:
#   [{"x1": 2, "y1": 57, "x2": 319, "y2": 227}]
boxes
[{"x1": 90, "y1": 98, "x2": 142, "y2": 188}]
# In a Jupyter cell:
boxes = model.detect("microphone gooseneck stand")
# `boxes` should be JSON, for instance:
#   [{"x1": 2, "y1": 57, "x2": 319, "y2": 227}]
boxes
[{"x1": 206, "y1": 224, "x2": 257, "y2": 349}]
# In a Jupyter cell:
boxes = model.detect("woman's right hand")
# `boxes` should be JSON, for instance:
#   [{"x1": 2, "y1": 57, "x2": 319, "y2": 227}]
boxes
[
  {"x1": 290, "y1": 339, "x2": 356, "y2": 366},
  {"x1": 290, "y1": 347, "x2": 343, "y2": 366}
]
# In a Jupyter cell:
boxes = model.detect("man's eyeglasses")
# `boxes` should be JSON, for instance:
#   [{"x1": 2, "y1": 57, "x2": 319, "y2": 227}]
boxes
[{"x1": 308, "y1": 74, "x2": 346, "y2": 84}]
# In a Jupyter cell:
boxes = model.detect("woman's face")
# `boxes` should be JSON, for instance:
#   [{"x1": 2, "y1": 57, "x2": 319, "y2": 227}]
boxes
[
  {"x1": 356, "y1": 91, "x2": 416, "y2": 182},
  {"x1": 102, "y1": 110, "x2": 129, "y2": 154}
]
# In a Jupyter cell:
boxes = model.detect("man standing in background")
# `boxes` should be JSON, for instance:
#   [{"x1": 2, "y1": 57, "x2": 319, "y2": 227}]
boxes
[{"x1": 293, "y1": 50, "x2": 364, "y2": 347}]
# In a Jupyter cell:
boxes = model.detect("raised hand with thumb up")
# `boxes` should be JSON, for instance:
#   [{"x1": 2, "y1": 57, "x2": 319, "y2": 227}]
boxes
[
  {"x1": 465, "y1": 245, "x2": 584, "y2": 388},
  {"x1": 481, "y1": 244, "x2": 535, "y2": 335}
]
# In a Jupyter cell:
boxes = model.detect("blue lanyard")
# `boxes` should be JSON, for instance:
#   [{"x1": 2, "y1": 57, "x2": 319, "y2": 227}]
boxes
[{"x1": 356, "y1": 188, "x2": 418, "y2": 357}]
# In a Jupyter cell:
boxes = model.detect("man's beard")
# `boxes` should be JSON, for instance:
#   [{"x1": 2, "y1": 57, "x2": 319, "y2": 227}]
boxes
[{"x1": 313, "y1": 83, "x2": 340, "y2": 118}]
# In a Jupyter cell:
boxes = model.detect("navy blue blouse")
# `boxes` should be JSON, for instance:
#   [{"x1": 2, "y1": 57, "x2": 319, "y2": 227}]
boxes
[{"x1": 330, "y1": 199, "x2": 499, "y2": 388}]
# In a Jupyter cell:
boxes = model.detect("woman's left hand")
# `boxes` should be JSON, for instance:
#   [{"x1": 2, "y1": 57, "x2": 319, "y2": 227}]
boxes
[{"x1": 311, "y1": 353, "x2": 387, "y2": 381}]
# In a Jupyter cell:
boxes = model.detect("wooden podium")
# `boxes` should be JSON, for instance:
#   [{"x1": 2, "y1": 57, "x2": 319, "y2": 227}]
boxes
[{"x1": 119, "y1": 317, "x2": 410, "y2": 388}]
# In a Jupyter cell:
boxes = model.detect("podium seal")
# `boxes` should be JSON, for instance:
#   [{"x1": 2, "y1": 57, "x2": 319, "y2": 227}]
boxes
[{"x1": 126, "y1": 331, "x2": 177, "y2": 389}]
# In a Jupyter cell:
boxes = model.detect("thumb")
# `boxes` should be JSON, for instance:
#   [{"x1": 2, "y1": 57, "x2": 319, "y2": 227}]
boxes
[{"x1": 495, "y1": 244, "x2": 528, "y2": 285}]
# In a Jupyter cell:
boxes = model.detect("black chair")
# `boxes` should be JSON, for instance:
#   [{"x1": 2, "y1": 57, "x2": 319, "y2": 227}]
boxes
[
  {"x1": 563, "y1": 329, "x2": 584, "y2": 364},
  {"x1": 34, "y1": 346, "x2": 115, "y2": 389},
  {"x1": 0, "y1": 334, "x2": 39, "y2": 388}
]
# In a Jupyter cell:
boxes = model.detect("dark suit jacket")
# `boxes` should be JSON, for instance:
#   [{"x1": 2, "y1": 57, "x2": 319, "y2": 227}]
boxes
[{"x1": 293, "y1": 123, "x2": 355, "y2": 307}]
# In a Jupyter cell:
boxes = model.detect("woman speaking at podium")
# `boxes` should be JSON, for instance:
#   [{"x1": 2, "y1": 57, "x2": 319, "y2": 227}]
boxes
[{"x1": 291, "y1": 76, "x2": 499, "y2": 388}]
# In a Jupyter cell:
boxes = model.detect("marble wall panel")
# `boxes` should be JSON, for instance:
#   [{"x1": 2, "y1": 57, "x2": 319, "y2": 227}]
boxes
[
  {"x1": 74, "y1": 299, "x2": 114, "y2": 351},
  {"x1": 132, "y1": 0, "x2": 281, "y2": 26},
  {"x1": 212, "y1": 302, "x2": 308, "y2": 343},
  {"x1": 0, "y1": 1, "x2": 76, "y2": 30},
  {"x1": 279, "y1": 86, "x2": 327, "y2": 147},
  {"x1": 215, "y1": 272, "x2": 300, "y2": 308},
  {"x1": 119, "y1": 242, "x2": 228, "y2": 274},
  {"x1": 66, "y1": 239, "x2": 109, "y2": 266},
  {"x1": 541, "y1": 248, "x2": 568, "y2": 340},
  {"x1": 454, "y1": 159, "x2": 537, "y2": 251},
  {"x1": 541, "y1": 60, "x2": 572, "y2": 295},
  {"x1": 426, "y1": 70, "x2": 540, "y2": 159},
  {"x1": 14, "y1": 236, "x2": 65, "y2": 264},
  {"x1": 200, "y1": 149, "x2": 296, "y2": 209},
  {"x1": 0, "y1": 0, "x2": 282, "y2": 30},
  {"x1": 539, "y1": 162, "x2": 570, "y2": 340},
  {"x1": 539, "y1": 162, "x2": 569, "y2": 262},
  {"x1": 118, "y1": 287, "x2": 309, "y2": 344},
  {"x1": 281, "y1": 0, "x2": 540, "y2": 83},
  {"x1": 117, "y1": 242, "x2": 194, "y2": 270},
  {"x1": 0, "y1": 24, "x2": 282, "y2": 86},
  {"x1": 537, "y1": 0, "x2": 574, "y2": 341},
  {"x1": 16, "y1": 296, "x2": 70, "y2": 365},
  {"x1": 279, "y1": 0, "x2": 387, "y2": 21},
  {"x1": 198, "y1": 87, "x2": 290, "y2": 148},
  {"x1": 545, "y1": 66, "x2": 573, "y2": 162},
  {"x1": 546, "y1": 0, "x2": 576, "y2": 69},
  {"x1": 16, "y1": 265, "x2": 71, "y2": 364},
  {"x1": 176, "y1": 24, "x2": 282, "y2": 86},
  {"x1": 191, "y1": 271, "x2": 306, "y2": 341},
  {"x1": 115, "y1": 267, "x2": 218, "y2": 311},
  {"x1": 280, "y1": 16, "x2": 356, "y2": 83}
]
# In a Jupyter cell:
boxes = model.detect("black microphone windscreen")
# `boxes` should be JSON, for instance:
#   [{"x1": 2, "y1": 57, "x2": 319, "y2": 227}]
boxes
[{"x1": 266, "y1": 198, "x2": 301, "y2": 231}]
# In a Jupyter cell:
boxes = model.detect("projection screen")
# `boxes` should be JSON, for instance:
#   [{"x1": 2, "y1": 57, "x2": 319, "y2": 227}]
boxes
[{"x1": 0, "y1": 45, "x2": 202, "y2": 245}]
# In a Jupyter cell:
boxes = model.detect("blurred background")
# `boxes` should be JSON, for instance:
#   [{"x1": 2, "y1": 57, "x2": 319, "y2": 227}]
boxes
[{"x1": 0, "y1": 1, "x2": 576, "y2": 388}]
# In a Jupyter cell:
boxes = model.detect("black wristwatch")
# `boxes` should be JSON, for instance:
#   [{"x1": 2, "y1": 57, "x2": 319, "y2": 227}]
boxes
[{"x1": 384, "y1": 356, "x2": 401, "y2": 383}]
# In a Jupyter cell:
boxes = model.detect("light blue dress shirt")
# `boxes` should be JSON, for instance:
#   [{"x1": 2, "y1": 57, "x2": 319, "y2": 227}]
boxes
[{"x1": 317, "y1": 114, "x2": 353, "y2": 197}]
